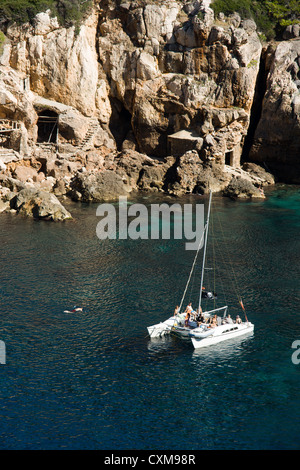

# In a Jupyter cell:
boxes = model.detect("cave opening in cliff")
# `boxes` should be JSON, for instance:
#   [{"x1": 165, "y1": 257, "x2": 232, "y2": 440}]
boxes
[
  {"x1": 37, "y1": 110, "x2": 58, "y2": 144},
  {"x1": 109, "y1": 98, "x2": 133, "y2": 150},
  {"x1": 225, "y1": 151, "x2": 234, "y2": 166}
]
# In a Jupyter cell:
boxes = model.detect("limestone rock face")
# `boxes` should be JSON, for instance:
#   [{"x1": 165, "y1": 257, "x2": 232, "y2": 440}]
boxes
[
  {"x1": 249, "y1": 39, "x2": 300, "y2": 183},
  {"x1": 0, "y1": 4, "x2": 261, "y2": 163},
  {"x1": 95, "y1": 3, "x2": 261, "y2": 161},
  {"x1": 0, "y1": 0, "x2": 292, "y2": 203},
  {"x1": 6, "y1": 11, "x2": 101, "y2": 118}
]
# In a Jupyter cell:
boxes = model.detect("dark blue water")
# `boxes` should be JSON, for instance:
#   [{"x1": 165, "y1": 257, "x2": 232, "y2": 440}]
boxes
[{"x1": 0, "y1": 185, "x2": 299, "y2": 450}]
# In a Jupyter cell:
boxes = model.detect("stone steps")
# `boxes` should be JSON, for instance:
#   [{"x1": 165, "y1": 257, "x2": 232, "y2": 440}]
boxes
[{"x1": 78, "y1": 119, "x2": 100, "y2": 150}]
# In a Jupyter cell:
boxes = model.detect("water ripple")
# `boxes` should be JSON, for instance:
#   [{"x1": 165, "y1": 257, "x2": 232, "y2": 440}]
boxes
[{"x1": 0, "y1": 190, "x2": 300, "y2": 449}]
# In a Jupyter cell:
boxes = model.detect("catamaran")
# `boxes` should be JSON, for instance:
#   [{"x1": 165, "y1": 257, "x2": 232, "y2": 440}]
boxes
[{"x1": 147, "y1": 191, "x2": 254, "y2": 348}]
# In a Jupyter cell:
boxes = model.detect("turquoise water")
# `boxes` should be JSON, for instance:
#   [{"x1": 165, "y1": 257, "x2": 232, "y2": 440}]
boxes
[{"x1": 0, "y1": 185, "x2": 299, "y2": 450}]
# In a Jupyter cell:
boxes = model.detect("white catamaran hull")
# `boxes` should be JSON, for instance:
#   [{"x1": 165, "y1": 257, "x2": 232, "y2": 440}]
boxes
[
  {"x1": 147, "y1": 315, "x2": 182, "y2": 338},
  {"x1": 190, "y1": 322, "x2": 254, "y2": 349},
  {"x1": 148, "y1": 313, "x2": 197, "y2": 338}
]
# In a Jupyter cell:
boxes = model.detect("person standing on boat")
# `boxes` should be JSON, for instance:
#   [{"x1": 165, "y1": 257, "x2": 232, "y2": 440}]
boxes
[{"x1": 174, "y1": 305, "x2": 179, "y2": 316}]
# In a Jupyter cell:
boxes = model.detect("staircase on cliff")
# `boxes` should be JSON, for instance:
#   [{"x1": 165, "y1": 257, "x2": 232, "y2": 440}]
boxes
[{"x1": 78, "y1": 118, "x2": 100, "y2": 150}]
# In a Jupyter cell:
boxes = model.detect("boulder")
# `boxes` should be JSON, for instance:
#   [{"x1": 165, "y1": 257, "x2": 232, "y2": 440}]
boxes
[
  {"x1": 0, "y1": 186, "x2": 13, "y2": 212},
  {"x1": 242, "y1": 162, "x2": 275, "y2": 185},
  {"x1": 223, "y1": 177, "x2": 264, "y2": 198},
  {"x1": 70, "y1": 170, "x2": 129, "y2": 202},
  {"x1": 0, "y1": 200, "x2": 10, "y2": 213},
  {"x1": 111, "y1": 150, "x2": 154, "y2": 189},
  {"x1": 12, "y1": 164, "x2": 39, "y2": 183},
  {"x1": 136, "y1": 51, "x2": 160, "y2": 81},
  {"x1": 10, "y1": 188, "x2": 72, "y2": 220},
  {"x1": 165, "y1": 150, "x2": 230, "y2": 196},
  {"x1": 283, "y1": 23, "x2": 300, "y2": 40},
  {"x1": 0, "y1": 175, "x2": 26, "y2": 192},
  {"x1": 138, "y1": 160, "x2": 172, "y2": 191}
]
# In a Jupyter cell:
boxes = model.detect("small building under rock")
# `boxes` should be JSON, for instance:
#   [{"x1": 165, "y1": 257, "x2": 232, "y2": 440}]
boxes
[
  {"x1": 168, "y1": 128, "x2": 242, "y2": 169},
  {"x1": 224, "y1": 145, "x2": 241, "y2": 168},
  {"x1": 37, "y1": 110, "x2": 59, "y2": 144},
  {"x1": 167, "y1": 130, "x2": 203, "y2": 156}
]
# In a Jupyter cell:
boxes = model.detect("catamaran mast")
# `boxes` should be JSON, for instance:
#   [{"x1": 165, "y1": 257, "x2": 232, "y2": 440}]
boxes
[{"x1": 198, "y1": 190, "x2": 212, "y2": 313}]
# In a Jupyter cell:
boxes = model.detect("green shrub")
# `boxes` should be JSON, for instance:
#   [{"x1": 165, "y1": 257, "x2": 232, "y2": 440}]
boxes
[
  {"x1": 211, "y1": 0, "x2": 300, "y2": 39},
  {"x1": 0, "y1": 31, "x2": 6, "y2": 54},
  {"x1": 0, "y1": 0, "x2": 93, "y2": 27}
]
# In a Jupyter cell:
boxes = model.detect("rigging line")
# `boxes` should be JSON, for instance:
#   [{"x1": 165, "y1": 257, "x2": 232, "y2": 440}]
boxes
[
  {"x1": 209, "y1": 204, "x2": 229, "y2": 308},
  {"x1": 212, "y1": 228, "x2": 228, "y2": 308},
  {"x1": 203, "y1": 218, "x2": 214, "y2": 310},
  {"x1": 215, "y1": 209, "x2": 243, "y2": 306},
  {"x1": 178, "y1": 227, "x2": 206, "y2": 312},
  {"x1": 214, "y1": 227, "x2": 236, "y2": 307},
  {"x1": 198, "y1": 190, "x2": 212, "y2": 313},
  {"x1": 189, "y1": 252, "x2": 197, "y2": 302},
  {"x1": 212, "y1": 203, "x2": 217, "y2": 311}
]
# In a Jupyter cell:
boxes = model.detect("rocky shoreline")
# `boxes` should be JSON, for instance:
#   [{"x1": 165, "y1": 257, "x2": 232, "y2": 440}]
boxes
[
  {"x1": 0, "y1": 0, "x2": 298, "y2": 221},
  {"x1": 0, "y1": 146, "x2": 274, "y2": 221}
]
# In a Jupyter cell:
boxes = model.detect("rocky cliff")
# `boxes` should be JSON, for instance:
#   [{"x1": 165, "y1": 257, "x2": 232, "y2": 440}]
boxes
[
  {"x1": 249, "y1": 39, "x2": 300, "y2": 182},
  {"x1": 0, "y1": 0, "x2": 298, "y2": 219}
]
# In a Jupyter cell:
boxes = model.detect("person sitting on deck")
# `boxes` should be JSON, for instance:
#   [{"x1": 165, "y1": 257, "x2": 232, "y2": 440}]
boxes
[
  {"x1": 196, "y1": 308, "x2": 205, "y2": 325},
  {"x1": 190, "y1": 309, "x2": 198, "y2": 321},
  {"x1": 226, "y1": 314, "x2": 233, "y2": 324},
  {"x1": 185, "y1": 302, "x2": 193, "y2": 313},
  {"x1": 235, "y1": 315, "x2": 242, "y2": 324},
  {"x1": 208, "y1": 315, "x2": 217, "y2": 328},
  {"x1": 174, "y1": 305, "x2": 179, "y2": 316},
  {"x1": 185, "y1": 312, "x2": 191, "y2": 327}
]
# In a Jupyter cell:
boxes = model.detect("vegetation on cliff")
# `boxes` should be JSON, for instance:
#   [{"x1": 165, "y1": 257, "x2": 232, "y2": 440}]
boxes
[
  {"x1": 0, "y1": 0, "x2": 92, "y2": 26},
  {"x1": 211, "y1": 0, "x2": 300, "y2": 39},
  {"x1": 0, "y1": 0, "x2": 299, "y2": 39}
]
